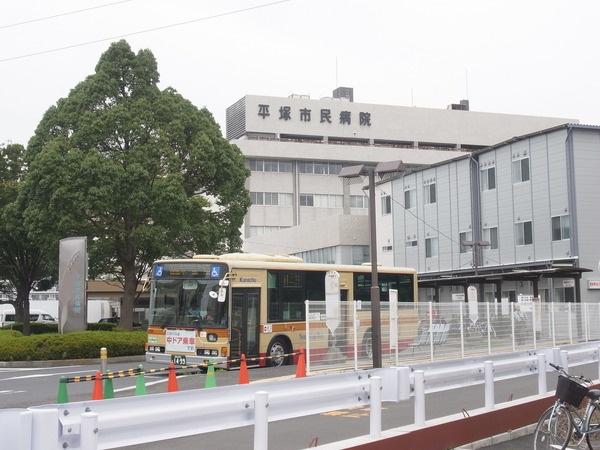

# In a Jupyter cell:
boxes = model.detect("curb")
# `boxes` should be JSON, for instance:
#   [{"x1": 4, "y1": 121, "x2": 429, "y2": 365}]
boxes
[
  {"x1": 455, "y1": 423, "x2": 536, "y2": 449},
  {"x1": 0, "y1": 354, "x2": 145, "y2": 368}
]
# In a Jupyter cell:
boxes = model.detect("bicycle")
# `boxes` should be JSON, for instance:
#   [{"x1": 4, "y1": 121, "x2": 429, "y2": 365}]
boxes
[{"x1": 534, "y1": 363, "x2": 600, "y2": 449}]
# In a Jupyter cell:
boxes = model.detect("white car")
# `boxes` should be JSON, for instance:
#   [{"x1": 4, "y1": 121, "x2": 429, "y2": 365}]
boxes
[{"x1": 0, "y1": 309, "x2": 57, "y2": 327}]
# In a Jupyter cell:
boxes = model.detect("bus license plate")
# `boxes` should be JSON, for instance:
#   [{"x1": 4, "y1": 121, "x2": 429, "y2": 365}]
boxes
[{"x1": 171, "y1": 355, "x2": 186, "y2": 366}]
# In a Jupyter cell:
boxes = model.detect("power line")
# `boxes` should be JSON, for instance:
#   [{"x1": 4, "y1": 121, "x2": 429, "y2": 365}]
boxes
[
  {"x1": 0, "y1": 0, "x2": 136, "y2": 31},
  {"x1": 0, "y1": 0, "x2": 295, "y2": 64}
]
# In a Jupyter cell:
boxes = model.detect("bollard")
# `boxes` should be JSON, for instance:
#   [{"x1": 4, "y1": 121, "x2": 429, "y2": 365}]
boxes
[
  {"x1": 369, "y1": 376, "x2": 382, "y2": 439},
  {"x1": 397, "y1": 367, "x2": 411, "y2": 401},
  {"x1": 104, "y1": 376, "x2": 115, "y2": 400},
  {"x1": 100, "y1": 347, "x2": 108, "y2": 374},
  {"x1": 254, "y1": 391, "x2": 269, "y2": 450},
  {"x1": 537, "y1": 353, "x2": 547, "y2": 395},
  {"x1": 205, "y1": 362, "x2": 217, "y2": 388},
  {"x1": 31, "y1": 409, "x2": 58, "y2": 450},
  {"x1": 561, "y1": 350, "x2": 569, "y2": 374},
  {"x1": 484, "y1": 361, "x2": 494, "y2": 410},
  {"x1": 414, "y1": 370, "x2": 425, "y2": 426},
  {"x1": 135, "y1": 365, "x2": 147, "y2": 396},
  {"x1": 80, "y1": 412, "x2": 99, "y2": 450}
]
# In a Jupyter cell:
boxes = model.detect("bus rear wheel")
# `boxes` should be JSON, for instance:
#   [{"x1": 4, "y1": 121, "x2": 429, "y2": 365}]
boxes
[{"x1": 267, "y1": 337, "x2": 290, "y2": 367}]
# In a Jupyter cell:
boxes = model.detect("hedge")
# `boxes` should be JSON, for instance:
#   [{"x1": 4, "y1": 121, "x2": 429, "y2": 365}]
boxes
[
  {"x1": 6, "y1": 323, "x2": 59, "y2": 334},
  {"x1": 0, "y1": 331, "x2": 146, "y2": 361},
  {"x1": 86, "y1": 323, "x2": 118, "y2": 331},
  {"x1": 0, "y1": 329, "x2": 23, "y2": 338}
]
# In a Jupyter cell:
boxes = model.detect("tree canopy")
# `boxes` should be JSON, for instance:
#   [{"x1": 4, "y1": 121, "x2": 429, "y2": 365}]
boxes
[
  {"x1": 23, "y1": 40, "x2": 250, "y2": 328},
  {"x1": 0, "y1": 143, "x2": 51, "y2": 335}
]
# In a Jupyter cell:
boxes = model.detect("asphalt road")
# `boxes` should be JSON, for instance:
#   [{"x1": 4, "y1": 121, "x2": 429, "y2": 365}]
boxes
[{"x1": 2, "y1": 361, "x2": 598, "y2": 449}]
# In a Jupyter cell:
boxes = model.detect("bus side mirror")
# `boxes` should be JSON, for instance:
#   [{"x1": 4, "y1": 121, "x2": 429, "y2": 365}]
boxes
[
  {"x1": 218, "y1": 287, "x2": 227, "y2": 303},
  {"x1": 219, "y1": 279, "x2": 229, "y2": 287}
]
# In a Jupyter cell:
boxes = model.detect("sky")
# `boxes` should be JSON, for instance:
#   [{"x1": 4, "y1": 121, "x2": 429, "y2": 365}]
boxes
[{"x1": 1, "y1": 0, "x2": 599, "y2": 146}]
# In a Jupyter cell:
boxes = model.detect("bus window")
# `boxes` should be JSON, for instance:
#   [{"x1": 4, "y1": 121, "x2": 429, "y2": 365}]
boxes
[
  {"x1": 267, "y1": 270, "x2": 326, "y2": 322},
  {"x1": 354, "y1": 273, "x2": 414, "y2": 302}
]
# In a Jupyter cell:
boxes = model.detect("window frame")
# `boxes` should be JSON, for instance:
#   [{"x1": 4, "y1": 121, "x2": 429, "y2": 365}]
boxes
[
  {"x1": 552, "y1": 215, "x2": 570, "y2": 241},
  {"x1": 425, "y1": 237, "x2": 438, "y2": 258},
  {"x1": 483, "y1": 226, "x2": 499, "y2": 250},
  {"x1": 381, "y1": 195, "x2": 392, "y2": 215},
  {"x1": 512, "y1": 157, "x2": 530, "y2": 183},
  {"x1": 424, "y1": 183, "x2": 436, "y2": 204},
  {"x1": 404, "y1": 188, "x2": 415, "y2": 209},
  {"x1": 514, "y1": 220, "x2": 533, "y2": 246},
  {"x1": 459, "y1": 231, "x2": 472, "y2": 254},
  {"x1": 481, "y1": 166, "x2": 496, "y2": 191}
]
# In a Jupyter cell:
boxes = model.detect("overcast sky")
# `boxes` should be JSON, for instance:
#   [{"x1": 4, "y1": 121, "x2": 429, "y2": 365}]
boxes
[{"x1": 1, "y1": 0, "x2": 599, "y2": 146}]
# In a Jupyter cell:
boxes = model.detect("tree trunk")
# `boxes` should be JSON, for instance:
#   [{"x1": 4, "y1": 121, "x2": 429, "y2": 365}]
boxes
[
  {"x1": 14, "y1": 299, "x2": 24, "y2": 323},
  {"x1": 17, "y1": 288, "x2": 31, "y2": 336},
  {"x1": 120, "y1": 263, "x2": 137, "y2": 330}
]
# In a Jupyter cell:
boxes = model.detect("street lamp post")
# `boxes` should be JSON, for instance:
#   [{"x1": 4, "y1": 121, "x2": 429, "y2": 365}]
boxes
[{"x1": 339, "y1": 160, "x2": 404, "y2": 369}]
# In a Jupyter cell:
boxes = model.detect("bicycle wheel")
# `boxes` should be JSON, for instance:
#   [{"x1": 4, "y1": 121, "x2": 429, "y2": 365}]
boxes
[
  {"x1": 586, "y1": 403, "x2": 600, "y2": 449},
  {"x1": 534, "y1": 405, "x2": 573, "y2": 450}
]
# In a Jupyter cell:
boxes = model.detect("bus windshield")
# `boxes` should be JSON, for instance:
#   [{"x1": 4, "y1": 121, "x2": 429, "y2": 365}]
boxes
[{"x1": 149, "y1": 278, "x2": 228, "y2": 328}]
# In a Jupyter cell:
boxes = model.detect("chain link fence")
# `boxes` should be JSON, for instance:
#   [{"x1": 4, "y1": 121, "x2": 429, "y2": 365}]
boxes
[{"x1": 305, "y1": 300, "x2": 600, "y2": 373}]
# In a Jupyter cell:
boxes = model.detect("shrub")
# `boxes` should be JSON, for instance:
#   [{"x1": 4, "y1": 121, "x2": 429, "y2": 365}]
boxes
[
  {"x1": 8, "y1": 323, "x2": 59, "y2": 334},
  {"x1": 87, "y1": 322, "x2": 117, "y2": 331},
  {"x1": 0, "y1": 329, "x2": 23, "y2": 338},
  {"x1": 0, "y1": 331, "x2": 146, "y2": 361}
]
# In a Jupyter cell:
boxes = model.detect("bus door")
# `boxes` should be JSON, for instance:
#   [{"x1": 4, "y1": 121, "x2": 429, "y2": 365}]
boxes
[{"x1": 230, "y1": 288, "x2": 260, "y2": 367}]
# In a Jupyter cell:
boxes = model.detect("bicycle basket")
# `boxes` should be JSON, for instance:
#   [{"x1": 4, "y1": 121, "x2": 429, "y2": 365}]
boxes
[{"x1": 555, "y1": 375, "x2": 589, "y2": 407}]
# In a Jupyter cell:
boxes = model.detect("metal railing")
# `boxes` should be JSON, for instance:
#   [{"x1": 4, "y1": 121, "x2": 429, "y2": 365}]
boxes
[
  {"x1": 2, "y1": 342, "x2": 600, "y2": 450},
  {"x1": 305, "y1": 301, "x2": 600, "y2": 372}
]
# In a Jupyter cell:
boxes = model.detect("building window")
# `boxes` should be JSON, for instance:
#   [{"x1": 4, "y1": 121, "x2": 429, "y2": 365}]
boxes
[
  {"x1": 425, "y1": 237, "x2": 438, "y2": 258},
  {"x1": 249, "y1": 159, "x2": 292, "y2": 173},
  {"x1": 381, "y1": 195, "x2": 391, "y2": 215},
  {"x1": 250, "y1": 192, "x2": 264, "y2": 205},
  {"x1": 264, "y1": 192, "x2": 278, "y2": 206},
  {"x1": 515, "y1": 221, "x2": 533, "y2": 245},
  {"x1": 249, "y1": 159, "x2": 263, "y2": 171},
  {"x1": 459, "y1": 231, "x2": 472, "y2": 253},
  {"x1": 382, "y1": 245, "x2": 393, "y2": 252},
  {"x1": 350, "y1": 194, "x2": 368, "y2": 208},
  {"x1": 552, "y1": 215, "x2": 570, "y2": 241},
  {"x1": 483, "y1": 227, "x2": 498, "y2": 249},
  {"x1": 351, "y1": 246, "x2": 370, "y2": 264},
  {"x1": 298, "y1": 160, "x2": 342, "y2": 175},
  {"x1": 481, "y1": 167, "x2": 496, "y2": 191},
  {"x1": 512, "y1": 157, "x2": 530, "y2": 183},
  {"x1": 405, "y1": 239, "x2": 417, "y2": 248},
  {"x1": 298, "y1": 161, "x2": 313, "y2": 174},
  {"x1": 424, "y1": 183, "x2": 436, "y2": 204},
  {"x1": 404, "y1": 189, "x2": 416, "y2": 209},
  {"x1": 299, "y1": 194, "x2": 314, "y2": 206}
]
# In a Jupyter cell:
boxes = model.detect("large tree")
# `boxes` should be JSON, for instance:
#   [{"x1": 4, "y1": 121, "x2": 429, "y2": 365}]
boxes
[
  {"x1": 0, "y1": 143, "x2": 51, "y2": 335},
  {"x1": 23, "y1": 41, "x2": 250, "y2": 329}
]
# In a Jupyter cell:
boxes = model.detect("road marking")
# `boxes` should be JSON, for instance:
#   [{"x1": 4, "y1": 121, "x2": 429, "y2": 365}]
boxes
[
  {"x1": 321, "y1": 406, "x2": 387, "y2": 418},
  {"x1": 113, "y1": 375, "x2": 189, "y2": 393},
  {"x1": 0, "y1": 369, "x2": 97, "y2": 381},
  {"x1": 0, "y1": 365, "x2": 83, "y2": 372},
  {"x1": 0, "y1": 390, "x2": 26, "y2": 394}
]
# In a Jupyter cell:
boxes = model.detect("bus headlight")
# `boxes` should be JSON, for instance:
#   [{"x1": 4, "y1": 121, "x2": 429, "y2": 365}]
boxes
[
  {"x1": 221, "y1": 347, "x2": 228, "y2": 356},
  {"x1": 207, "y1": 333, "x2": 217, "y2": 342}
]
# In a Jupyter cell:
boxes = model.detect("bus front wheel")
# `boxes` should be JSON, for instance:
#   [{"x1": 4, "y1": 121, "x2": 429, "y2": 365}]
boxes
[{"x1": 267, "y1": 337, "x2": 290, "y2": 367}]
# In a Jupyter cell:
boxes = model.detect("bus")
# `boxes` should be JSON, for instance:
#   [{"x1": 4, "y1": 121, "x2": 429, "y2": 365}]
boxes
[{"x1": 145, "y1": 253, "x2": 417, "y2": 368}]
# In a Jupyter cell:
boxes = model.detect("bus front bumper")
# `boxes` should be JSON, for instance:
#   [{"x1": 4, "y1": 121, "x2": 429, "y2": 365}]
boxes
[{"x1": 145, "y1": 352, "x2": 228, "y2": 367}]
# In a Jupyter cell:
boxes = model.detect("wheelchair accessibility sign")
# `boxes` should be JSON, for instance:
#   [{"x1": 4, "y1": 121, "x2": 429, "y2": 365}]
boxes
[{"x1": 210, "y1": 265, "x2": 222, "y2": 279}]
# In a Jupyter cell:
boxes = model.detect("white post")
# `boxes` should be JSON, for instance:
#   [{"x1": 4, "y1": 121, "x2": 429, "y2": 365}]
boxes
[
  {"x1": 254, "y1": 391, "x2": 269, "y2": 450},
  {"x1": 484, "y1": 361, "x2": 494, "y2": 410},
  {"x1": 0, "y1": 409, "x2": 32, "y2": 450},
  {"x1": 486, "y1": 302, "x2": 491, "y2": 355},
  {"x1": 370, "y1": 376, "x2": 382, "y2": 439},
  {"x1": 537, "y1": 353, "x2": 547, "y2": 395},
  {"x1": 80, "y1": 412, "x2": 99, "y2": 450},
  {"x1": 459, "y1": 302, "x2": 465, "y2": 358},
  {"x1": 560, "y1": 350, "x2": 569, "y2": 374},
  {"x1": 584, "y1": 303, "x2": 590, "y2": 342},
  {"x1": 414, "y1": 370, "x2": 426, "y2": 426},
  {"x1": 597, "y1": 346, "x2": 600, "y2": 381},
  {"x1": 532, "y1": 302, "x2": 537, "y2": 350},
  {"x1": 568, "y1": 303, "x2": 573, "y2": 345},
  {"x1": 305, "y1": 301, "x2": 311, "y2": 374},
  {"x1": 429, "y1": 302, "x2": 434, "y2": 361},
  {"x1": 353, "y1": 301, "x2": 358, "y2": 371},
  {"x1": 389, "y1": 290, "x2": 399, "y2": 367},
  {"x1": 397, "y1": 367, "x2": 411, "y2": 400},
  {"x1": 31, "y1": 408, "x2": 58, "y2": 450},
  {"x1": 551, "y1": 303, "x2": 556, "y2": 347},
  {"x1": 553, "y1": 347, "x2": 561, "y2": 368},
  {"x1": 510, "y1": 302, "x2": 515, "y2": 352}
]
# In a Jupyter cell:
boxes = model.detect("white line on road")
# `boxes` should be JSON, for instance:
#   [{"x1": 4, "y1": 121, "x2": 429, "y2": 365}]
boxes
[
  {"x1": 0, "y1": 365, "x2": 83, "y2": 372},
  {"x1": 0, "y1": 369, "x2": 98, "y2": 381},
  {"x1": 0, "y1": 390, "x2": 26, "y2": 394}
]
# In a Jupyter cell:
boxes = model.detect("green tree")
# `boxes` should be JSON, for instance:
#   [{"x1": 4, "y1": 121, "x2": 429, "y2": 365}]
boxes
[
  {"x1": 23, "y1": 41, "x2": 250, "y2": 329},
  {"x1": 0, "y1": 143, "x2": 51, "y2": 336}
]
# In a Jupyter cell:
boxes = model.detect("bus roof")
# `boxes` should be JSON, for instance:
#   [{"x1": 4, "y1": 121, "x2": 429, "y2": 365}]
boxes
[{"x1": 154, "y1": 253, "x2": 417, "y2": 275}]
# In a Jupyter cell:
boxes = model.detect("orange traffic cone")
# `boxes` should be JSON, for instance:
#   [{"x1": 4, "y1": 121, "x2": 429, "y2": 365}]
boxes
[
  {"x1": 92, "y1": 371, "x2": 104, "y2": 400},
  {"x1": 239, "y1": 354, "x2": 250, "y2": 384},
  {"x1": 167, "y1": 362, "x2": 179, "y2": 392},
  {"x1": 295, "y1": 348, "x2": 306, "y2": 378}
]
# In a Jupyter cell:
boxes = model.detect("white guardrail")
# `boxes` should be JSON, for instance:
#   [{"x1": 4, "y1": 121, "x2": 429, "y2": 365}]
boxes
[{"x1": 2, "y1": 342, "x2": 600, "y2": 450}]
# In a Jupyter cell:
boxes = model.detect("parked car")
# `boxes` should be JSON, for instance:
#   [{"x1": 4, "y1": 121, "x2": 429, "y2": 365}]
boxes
[
  {"x1": 0, "y1": 309, "x2": 57, "y2": 327},
  {"x1": 98, "y1": 317, "x2": 142, "y2": 327}
]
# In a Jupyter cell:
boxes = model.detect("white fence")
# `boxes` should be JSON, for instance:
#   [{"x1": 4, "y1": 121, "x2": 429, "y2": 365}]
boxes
[
  {"x1": 3, "y1": 342, "x2": 600, "y2": 450},
  {"x1": 305, "y1": 301, "x2": 600, "y2": 372}
]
